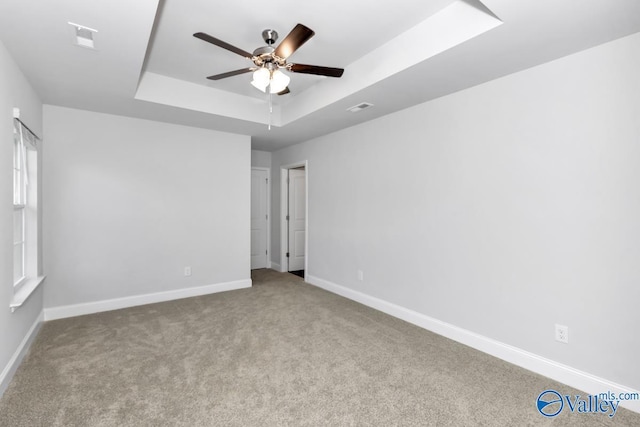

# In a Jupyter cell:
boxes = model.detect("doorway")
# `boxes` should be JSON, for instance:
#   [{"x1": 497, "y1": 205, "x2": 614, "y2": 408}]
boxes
[{"x1": 280, "y1": 162, "x2": 308, "y2": 280}]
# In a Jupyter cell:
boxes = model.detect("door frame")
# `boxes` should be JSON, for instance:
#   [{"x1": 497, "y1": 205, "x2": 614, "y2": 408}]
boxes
[
  {"x1": 251, "y1": 167, "x2": 271, "y2": 269},
  {"x1": 280, "y1": 161, "x2": 308, "y2": 279}
]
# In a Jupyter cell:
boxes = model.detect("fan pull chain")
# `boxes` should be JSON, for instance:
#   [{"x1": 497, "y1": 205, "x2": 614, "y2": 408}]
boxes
[{"x1": 268, "y1": 84, "x2": 273, "y2": 130}]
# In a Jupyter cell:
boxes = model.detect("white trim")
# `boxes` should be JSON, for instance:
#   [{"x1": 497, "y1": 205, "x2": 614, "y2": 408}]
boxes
[
  {"x1": 307, "y1": 274, "x2": 640, "y2": 414},
  {"x1": 280, "y1": 168, "x2": 288, "y2": 272},
  {"x1": 251, "y1": 167, "x2": 271, "y2": 270},
  {"x1": 44, "y1": 279, "x2": 252, "y2": 321},
  {"x1": 10, "y1": 275, "x2": 46, "y2": 312},
  {"x1": 0, "y1": 311, "x2": 43, "y2": 397},
  {"x1": 270, "y1": 262, "x2": 281, "y2": 272}
]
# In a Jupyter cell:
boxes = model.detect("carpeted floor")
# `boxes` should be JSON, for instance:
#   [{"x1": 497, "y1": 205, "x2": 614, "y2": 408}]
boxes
[{"x1": 0, "y1": 269, "x2": 638, "y2": 426}]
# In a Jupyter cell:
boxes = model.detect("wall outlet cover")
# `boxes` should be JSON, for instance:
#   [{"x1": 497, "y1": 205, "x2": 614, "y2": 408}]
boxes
[{"x1": 555, "y1": 324, "x2": 569, "y2": 344}]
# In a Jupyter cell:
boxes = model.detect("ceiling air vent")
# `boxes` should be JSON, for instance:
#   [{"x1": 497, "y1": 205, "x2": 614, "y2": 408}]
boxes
[
  {"x1": 347, "y1": 102, "x2": 374, "y2": 113},
  {"x1": 69, "y1": 22, "x2": 98, "y2": 49}
]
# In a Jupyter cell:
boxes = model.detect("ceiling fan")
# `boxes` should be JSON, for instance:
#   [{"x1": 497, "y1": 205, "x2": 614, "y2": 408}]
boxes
[{"x1": 193, "y1": 23, "x2": 344, "y2": 95}]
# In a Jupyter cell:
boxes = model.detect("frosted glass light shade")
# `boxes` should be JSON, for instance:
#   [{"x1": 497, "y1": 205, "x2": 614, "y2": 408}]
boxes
[
  {"x1": 251, "y1": 79, "x2": 268, "y2": 92},
  {"x1": 252, "y1": 68, "x2": 270, "y2": 87},
  {"x1": 269, "y1": 70, "x2": 290, "y2": 93}
]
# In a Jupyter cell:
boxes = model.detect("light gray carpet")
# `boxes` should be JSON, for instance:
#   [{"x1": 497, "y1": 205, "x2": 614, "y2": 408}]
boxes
[{"x1": 0, "y1": 269, "x2": 638, "y2": 426}]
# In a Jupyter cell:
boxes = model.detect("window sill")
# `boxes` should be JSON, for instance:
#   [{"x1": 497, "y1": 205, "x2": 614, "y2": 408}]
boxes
[{"x1": 10, "y1": 275, "x2": 45, "y2": 313}]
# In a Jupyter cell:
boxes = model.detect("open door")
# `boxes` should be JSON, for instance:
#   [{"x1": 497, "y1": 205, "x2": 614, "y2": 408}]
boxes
[{"x1": 287, "y1": 168, "x2": 306, "y2": 272}]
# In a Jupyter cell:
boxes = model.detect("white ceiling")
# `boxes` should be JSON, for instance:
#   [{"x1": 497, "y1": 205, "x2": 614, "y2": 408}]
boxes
[{"x1": 1, "y1": 0, "x2": 640, "y2": 151}]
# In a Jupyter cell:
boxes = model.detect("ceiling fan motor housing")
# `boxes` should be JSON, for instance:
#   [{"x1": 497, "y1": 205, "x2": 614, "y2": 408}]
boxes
[{"x1": 252, "y1": 45, "x2": 279, "y2": 68}]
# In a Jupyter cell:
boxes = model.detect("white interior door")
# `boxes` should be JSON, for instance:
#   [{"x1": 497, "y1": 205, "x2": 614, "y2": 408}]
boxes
[
  {"x1": 251, "y1": 169, "x2": 268, "y2": 269},
  {"x1": 288, "y1": 169, "x2": 306, "y2": 271}
]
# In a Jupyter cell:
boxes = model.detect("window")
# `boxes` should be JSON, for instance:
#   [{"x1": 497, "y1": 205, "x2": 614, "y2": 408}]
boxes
[{"x1": 11, "y1": 117, "x2": 42, "y2": 311}]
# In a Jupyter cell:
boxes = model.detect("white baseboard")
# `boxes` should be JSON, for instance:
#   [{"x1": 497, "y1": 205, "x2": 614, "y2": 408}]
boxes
[
  {"x1": 44, "y1": 279, "x2": 252, "y2": 321},
  {"x1": 270, "y1": 262, "x2": 282, "y2": 272},
  {"x1": 307, "y1": 275, "x2": 640, "y2": 414},
  {"x1": 0, "y1": 311, "x2": 43, "y2": 397}
]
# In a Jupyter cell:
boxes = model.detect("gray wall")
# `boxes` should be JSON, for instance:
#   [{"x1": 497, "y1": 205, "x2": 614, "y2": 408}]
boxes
[
  {"x1": 43, "y1": 106, "x2": 251, "y2": 308},
  {"x1": 0, "y1": 40, "x2": 43, "y2": 389},
  {"x1": 251, "y1": 150, "x2": 272, "y2": 168},
  {"x1": 271, "y1": 32, "x2": 640, "y2": 389}
]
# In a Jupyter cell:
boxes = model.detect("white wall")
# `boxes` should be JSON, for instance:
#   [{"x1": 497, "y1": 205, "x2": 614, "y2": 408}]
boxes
[
  {"x1": 43, "y1": 106, "x2": 251, "y2": 310},
  {"x1": 271, "y1": 32, "x2": 640, "y2": 391},
  {"x1": 0, "y1": 40, "x2": 43, "y2": 393},
  {"x1": 251, "y1": 150, "x2": 271, "y2": 168}
]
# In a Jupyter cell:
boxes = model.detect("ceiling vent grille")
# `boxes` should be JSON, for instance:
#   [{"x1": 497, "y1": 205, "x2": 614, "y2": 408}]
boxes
[
  {"x1": 347, "y1": 102, "x2": 374, "y2": 113},
  {"x1": 69, "y1": 22, "x2": 98, "y2": 49}
]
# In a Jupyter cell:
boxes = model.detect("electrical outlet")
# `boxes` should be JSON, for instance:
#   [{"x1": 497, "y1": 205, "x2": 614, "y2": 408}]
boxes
[
  {"x1": 357, "y1": 270, "x2": 364, "y2": 281},
  {"x1": 555, "y1": 324, "x2": 569, "y2": 343},
  {"x1": 184, "y1": 266, "x2": 192, "y2": 277}
]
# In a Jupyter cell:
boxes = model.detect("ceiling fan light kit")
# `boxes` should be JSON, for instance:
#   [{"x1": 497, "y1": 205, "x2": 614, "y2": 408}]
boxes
[{"x1": 251, "y1": 66, "x2": 290, "y2": 94}]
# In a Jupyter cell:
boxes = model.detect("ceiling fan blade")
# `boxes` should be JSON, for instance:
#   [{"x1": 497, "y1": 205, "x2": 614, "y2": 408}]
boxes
[
  {"x1": 277, "y1": 87, "x2": 290, "y2": 96},
  {"x1": 206, "y1": 68, "x2": 254, "y2": 80},
  {"x1": 274, "y1": 24, "x2": 315, "y2": 60},
  {"x1": 290, "y1": 63, "x2": 344, "y2": 78},
  {"x1": 193, "y1": 32, "x2": 253, "y2": 59}
]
